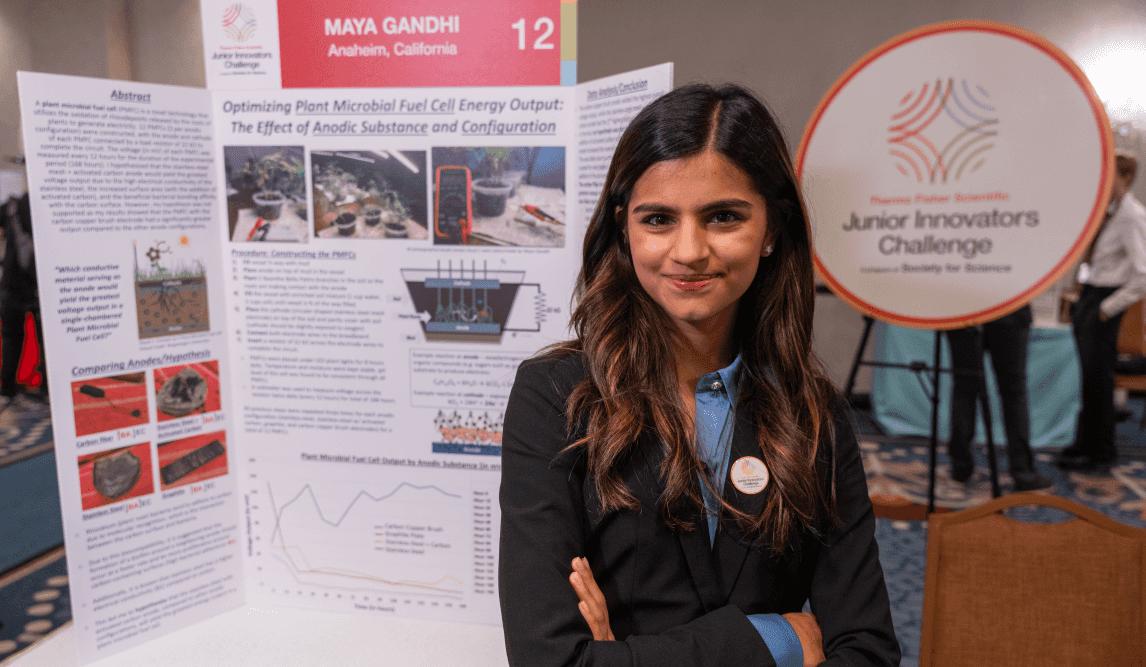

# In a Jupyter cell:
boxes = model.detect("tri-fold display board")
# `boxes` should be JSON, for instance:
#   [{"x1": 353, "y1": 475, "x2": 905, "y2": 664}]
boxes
[
  {"x1": 18, "y1": 4, "x2": 672, "y2": 659},
  {"x1": 22, "y1": 10, "x2": 1115, "y2": 666}
]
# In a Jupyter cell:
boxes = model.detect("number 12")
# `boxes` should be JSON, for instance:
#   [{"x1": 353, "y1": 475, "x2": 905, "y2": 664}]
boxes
[{"x1": 511, "y1": 17, "x2": 555, "y2": 50}]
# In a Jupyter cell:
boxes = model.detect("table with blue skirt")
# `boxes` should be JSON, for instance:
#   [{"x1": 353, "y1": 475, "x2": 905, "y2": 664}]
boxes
[{"x1": 871, "y1": 322, "x2": 1079, "y2": 447}]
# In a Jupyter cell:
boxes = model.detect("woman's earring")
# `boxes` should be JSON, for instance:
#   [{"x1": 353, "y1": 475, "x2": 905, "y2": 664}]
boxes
[{"x1": 763, "y1": 244, "x2": 773, "y2": 256}]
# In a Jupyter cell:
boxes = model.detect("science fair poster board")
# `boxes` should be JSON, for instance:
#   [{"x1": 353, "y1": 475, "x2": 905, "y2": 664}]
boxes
[
  {"x1": 199, "y1": 0, "x2": 579, "y2": 89},
  {"x1": 798, "y1": 21, "x2": 1113, "y2": 329},
  {"x1": 17, "y1": 62, "x2": 672, "y2": 665}
]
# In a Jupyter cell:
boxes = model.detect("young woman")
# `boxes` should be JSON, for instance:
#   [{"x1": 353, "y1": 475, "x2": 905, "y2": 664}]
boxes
[{"x1": 499, "y1": 84, "x2": 899, "y2": 667}]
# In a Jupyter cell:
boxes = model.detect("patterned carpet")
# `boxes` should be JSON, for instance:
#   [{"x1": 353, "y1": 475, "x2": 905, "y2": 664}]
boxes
[
  {"x1": 864, "y1": 439, "x2": 1146, "y2": 521},
  {"x1": 0, "y1": 396, "x2": 66, "y2": 663},
  {"x1": 2, "y1": 397, "x2": 1146, "y2": 666},
  {"x1": 0, "y1": 547, "x2": 70, "y2": 660},
  {"x1": 0, "y1": 397, "x2": 52, "y2": 469}
]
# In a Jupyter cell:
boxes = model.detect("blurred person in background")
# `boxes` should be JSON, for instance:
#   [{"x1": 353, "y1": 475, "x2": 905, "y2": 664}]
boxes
[
  {"x1": 945, "y1": 304, "x2": 1053, "y2": 491},
  {"x1": 1056, "y1": 151, "x2": 1144, "y2": 472},
  {"x1": 0, "y1": 192, "x2": 46, "y2": 412}
]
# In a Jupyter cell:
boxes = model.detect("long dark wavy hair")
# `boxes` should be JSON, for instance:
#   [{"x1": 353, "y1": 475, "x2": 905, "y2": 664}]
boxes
[{"x1": 557, "y1": 83, "x2": 837, "y2": 553}]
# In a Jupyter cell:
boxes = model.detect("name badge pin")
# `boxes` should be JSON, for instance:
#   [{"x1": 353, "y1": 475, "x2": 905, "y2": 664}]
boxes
[{"x1": 730, "y1": 456, "x2": 769, "y2": 495}]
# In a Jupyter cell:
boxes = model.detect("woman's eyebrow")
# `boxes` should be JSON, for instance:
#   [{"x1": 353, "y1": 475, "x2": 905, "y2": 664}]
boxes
[
  {"x1": 630, "y1": 202, "x2": 678, "y2": 214},
  {"x1": 697, "y1": 198, "x2": 754, "y2": 212},
  {"x1": 630, "y1": 198, "x2": 755, "y2": 215}
]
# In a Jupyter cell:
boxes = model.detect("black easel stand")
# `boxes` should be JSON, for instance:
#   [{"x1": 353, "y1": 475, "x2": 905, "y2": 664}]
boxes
[{"x1": 844, "y1": 316, "x2": 1002, "y2": 515}]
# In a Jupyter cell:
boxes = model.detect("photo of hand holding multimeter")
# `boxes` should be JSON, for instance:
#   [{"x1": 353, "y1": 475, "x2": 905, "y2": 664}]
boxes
[{"x1": 431, "y1": 147, "x2": 567, "y2": 247}]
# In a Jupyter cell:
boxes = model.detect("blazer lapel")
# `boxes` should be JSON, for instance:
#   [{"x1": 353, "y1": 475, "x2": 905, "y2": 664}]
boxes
[
  {"x1": 674, "y1": 497, "x2": 725, "y2": 613},
  {"x1": 640, "y1": 437, "x2": 725, "y2": 614},
  {"x1": 713, "y1": 413, "x2": 770, "y2": 600}
]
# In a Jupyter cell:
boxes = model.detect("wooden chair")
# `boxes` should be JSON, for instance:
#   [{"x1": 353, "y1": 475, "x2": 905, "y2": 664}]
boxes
[
  {"x1": 1116, "y1": 299, "x2": 1146, "y2": 392},
  {"x1": 920, "y1": 493, "x2": 1146, "y2": 667}
]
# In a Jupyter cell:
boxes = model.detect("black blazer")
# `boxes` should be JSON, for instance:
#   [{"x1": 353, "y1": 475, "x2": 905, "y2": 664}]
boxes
[{"x1": 499, "y1": 353, "x2": 900, "y2": 667}]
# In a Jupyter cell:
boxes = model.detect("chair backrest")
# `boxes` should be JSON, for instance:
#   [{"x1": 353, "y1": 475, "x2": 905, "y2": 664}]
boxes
[
  {"x1": 921, "y1": 493, "x2": 1146, "y2": 667},
  {"x1": 1118, "y1": 299, "x2": 1146, "y2": 357}
]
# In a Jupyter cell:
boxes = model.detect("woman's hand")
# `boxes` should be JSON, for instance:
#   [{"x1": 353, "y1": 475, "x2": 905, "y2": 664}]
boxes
[
  {"x1": 569, "y1": 557, "x2": 615, "y2": 641},
  {"x1": 782, "y1": 612, "x2": 826, "y2": 667}
]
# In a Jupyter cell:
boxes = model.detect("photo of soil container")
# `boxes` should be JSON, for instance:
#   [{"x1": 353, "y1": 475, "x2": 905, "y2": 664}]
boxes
[
  {"x1": 133, "y1": 237, "x2": 210, "y2": 339},
  {"x1": 311, "y1": 150, "x2": 427, "y2": 239},
  {"x1": 224, "y1": 146, "x2": 308, "y2": 243},
  {"x1": 431, "y1": 147, "x2": 565, "y2": 247}
]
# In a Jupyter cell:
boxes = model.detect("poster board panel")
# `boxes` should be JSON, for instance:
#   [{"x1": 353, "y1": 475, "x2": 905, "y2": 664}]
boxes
[{"x1": 17, "y1": 62, "x2": 673, "y2": 664}]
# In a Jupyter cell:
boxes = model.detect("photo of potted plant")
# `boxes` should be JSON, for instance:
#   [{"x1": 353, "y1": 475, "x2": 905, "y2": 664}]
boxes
[
  {"x1": 383, "y1": 218, "x2": 408, "y2": 238},
  {"x1": 245, "y1": 151, "x2": 305, "y2": 221},
  {"x1": 378, "y1": 191, "x2": 410, "y2": 237},
  {"x1": 468, "y1": 147, "x2": 514, "y2": 217},
  {"x1": 309, "y1": 150, "x2": 428, "y2": 240},
  {"x1": 314, "y1": 164, "x2": 363, "y2": 211},
  {"x1": 335, "y1": 211, "x2": 357, "y2": 236},
  {"x1": 223, "y1": 146, "x2": 309, "y2": 243},
  {"x1": 363, "y1": 205, "x2": 383, "y2": 227}
]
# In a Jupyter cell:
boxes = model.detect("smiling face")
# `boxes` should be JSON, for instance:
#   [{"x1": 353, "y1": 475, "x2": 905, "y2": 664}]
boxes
[{"x1": 624, "y1": 149, "x2": 772, "y2": 338}]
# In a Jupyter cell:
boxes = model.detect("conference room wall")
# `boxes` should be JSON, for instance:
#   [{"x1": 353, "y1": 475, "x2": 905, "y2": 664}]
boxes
[
  {"x1": 579, "y1": 0, "x2": 1145, "y2": 174},
  {"x1": 0, "y1": 0, "x2": 1144, "y2": 386}
]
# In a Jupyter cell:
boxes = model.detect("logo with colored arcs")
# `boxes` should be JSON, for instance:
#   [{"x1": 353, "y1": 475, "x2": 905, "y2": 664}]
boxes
[
  {"x1": 222, "y1": 4, "x2": 256, "y2": 43},
  {"x1": 888, "y1": 78, "x2": 998, "y2": 183}
]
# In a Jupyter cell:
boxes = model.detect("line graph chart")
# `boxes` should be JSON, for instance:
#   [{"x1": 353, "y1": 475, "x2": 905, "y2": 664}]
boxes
[
  {"x1": 268, "y1": 482, "x2": 466, "y2": 596},
  {"x1": 246, "y1": 463, "x2": 500, "y2": 622}
]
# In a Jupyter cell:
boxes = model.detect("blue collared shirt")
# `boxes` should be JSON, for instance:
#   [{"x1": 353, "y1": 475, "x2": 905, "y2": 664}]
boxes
[{"x1": 693, "y1": 356, "x2": 802, "y2": 667}]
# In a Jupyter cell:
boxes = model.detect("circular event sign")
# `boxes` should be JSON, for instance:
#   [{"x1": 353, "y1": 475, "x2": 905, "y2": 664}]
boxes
[{"x1": 797, "y1": 21, "x2": 1114, "y2": 329}]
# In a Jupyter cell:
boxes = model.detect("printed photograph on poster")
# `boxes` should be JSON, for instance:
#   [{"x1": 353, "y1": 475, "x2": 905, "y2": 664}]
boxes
[
  {"x1": 154, "y1": 360, "x2": 221, "y2": 421},
  {"x1": 431, "y1": 410, "x2": 503, "y2": 456},
  {"x1": 224, "y1": 146, "x2": 308, "y2": 243},
  {"x1": 401, "y1": 263, "x2": 545, "y2": 342},
  {"x1": 431, "y1": 147, "x2": 566, "y2": 247},
  {"x1": 72, "y1": 372, "x2": 148, "y2": 437},
  {"x1": 311, "y1": 150, "x2": 427, "y2": 239},
  {"x1": 158, "y1": 432, "x2": 227, "y2": 490},
  {"x1": 78, "y1": 443, "x2": 154, "y2": 510},
  {"x1": 133, "y1": 237, "x2": 210, "y2": 339}
]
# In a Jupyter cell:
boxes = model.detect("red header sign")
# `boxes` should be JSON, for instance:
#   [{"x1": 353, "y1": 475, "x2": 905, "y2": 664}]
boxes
[{"x1": 276, "y1": 0, "x2": 562, "y2": 88}]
